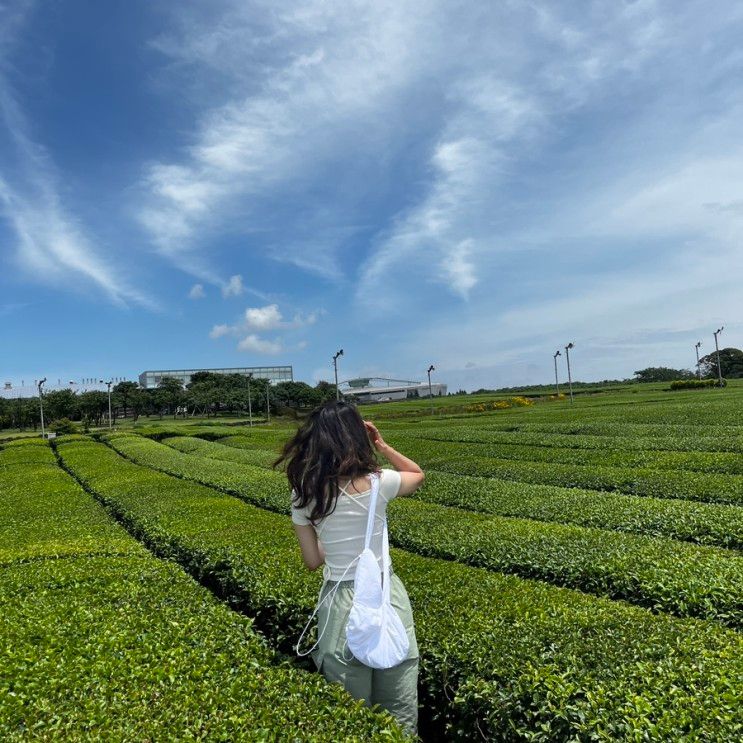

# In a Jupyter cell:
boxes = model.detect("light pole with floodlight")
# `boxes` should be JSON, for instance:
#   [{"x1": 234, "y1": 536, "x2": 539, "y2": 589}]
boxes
[
  {"x1": 564, "y1": 343, "x2": 575, "y2": 404},
  {"x1": 100, "y1": 379, "x2": 113, "y2": 428},
  {"x1": 713, "y1": 327, "x2": 724, "y2": 387},
  {"x1": 695, "y1": 341, "x2": 702, "y2": 380},
  {"x1": 426, "y1": 365, "x2": 435, "y2": 398},
  {"x1": 333, "y1": 349, "x2": 344, "y2": 401},
  {"x1": 246, "y1": 373, "x2": 253, "y2": 427},
  {"x1": 37, "y1": 378, "x2": 47, "y2": 438},
  {"x1": 553, "y1": 351, "x2": 561, "y2": 396}
]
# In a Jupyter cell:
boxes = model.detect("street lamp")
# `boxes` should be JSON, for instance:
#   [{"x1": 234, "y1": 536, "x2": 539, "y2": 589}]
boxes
[
  {"x1": 37, "y1": 378, "x2": 47, "y2": 438},
  {"x1": 246, "y1": 373, "x2": 253, "y2": 427},
  {"x1": 713, "y1": 327, "x2": 724, "y2": 387},
  {"x1": 333, "y1": 349, "x2": 344, "y2": 401},
  {"x1": 564, "y1": 343, "x2": 575, "y2": 404},
  {"x1": 694, "y1": 341, "x2": 702, "y2": 380},
  {"x1": 99, "y1": 379, "x2": 113, "y2": 428},
  {"x1": 427, "y1": 364, "x2": 435, "y2": 414},
  {"x1": 426, "y1": 365, "x2": 435, "y2": 398},
  {"x1": 553, "y1": 351, "x2": 561, "y2": 396}
]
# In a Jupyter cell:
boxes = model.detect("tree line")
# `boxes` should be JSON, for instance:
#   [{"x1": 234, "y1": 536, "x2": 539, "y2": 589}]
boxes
[{"x1": 0, "y1": 372, "x2": 338, "y2": 432}]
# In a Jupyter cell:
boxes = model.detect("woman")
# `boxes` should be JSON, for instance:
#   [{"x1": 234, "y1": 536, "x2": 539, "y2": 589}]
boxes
[{"x1": 275, "y1": 401, "x2": 424, "y2": 736}]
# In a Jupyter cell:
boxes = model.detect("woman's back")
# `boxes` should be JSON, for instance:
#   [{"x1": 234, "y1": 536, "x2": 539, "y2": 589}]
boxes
[{"x1": 291, "y1": 468, "x2": 402, "y2": 581}]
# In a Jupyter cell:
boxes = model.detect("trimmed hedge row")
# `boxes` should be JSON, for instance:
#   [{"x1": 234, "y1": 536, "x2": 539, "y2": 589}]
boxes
[
  {"x1": 392, "y1": 425, "x2": 743, "y2": 454},
  {"x1": 167, "y1": 434, "x2": 279, "y2": 468},
  {"x1": 56, "y1": 437, "x2": 743, "y2": 741},
  {"x1": 386, "y1": 436, "x2": 743, "y2": 505},
  {"x1": 0, "y1": 444, "x2": 142, "y2": 564},
  {"x1": 104, "y1": 434, "x2": 743, "y2": 626},
  {"x1": 0, "y1": 442, "x2": 408, "y2": 741},
  {"x1": 671, "y1": 378, "x2": 725, "y2": 390},
  {"x1": 398, "y1": 430, "x2": 743, "y2": 472},
  {"x1": 431, "y1": 419, "x2": 743, "y2": 441},
  {"x1": 175, "y1": 433, "x2": 743, "y2": 551}
]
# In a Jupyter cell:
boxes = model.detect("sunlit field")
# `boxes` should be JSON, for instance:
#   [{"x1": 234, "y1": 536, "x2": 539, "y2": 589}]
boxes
[{"x1": 2, "y1": 382, "x2": 742, "y2": 739}]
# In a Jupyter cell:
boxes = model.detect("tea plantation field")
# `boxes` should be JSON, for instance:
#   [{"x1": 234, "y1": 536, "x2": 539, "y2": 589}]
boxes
[{"x1": 2, "y1": 383, "x2": 743, "y2": 740}]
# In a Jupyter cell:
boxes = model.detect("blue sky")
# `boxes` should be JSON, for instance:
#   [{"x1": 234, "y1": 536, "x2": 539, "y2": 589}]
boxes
[{"x1": 1, "y1": 0, "x2": 742, "y2": 392}]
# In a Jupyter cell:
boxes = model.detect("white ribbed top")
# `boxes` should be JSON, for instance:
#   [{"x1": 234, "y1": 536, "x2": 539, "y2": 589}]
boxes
[{"x1": 291, "y1": 468, "x2": 402, "y2": 581}]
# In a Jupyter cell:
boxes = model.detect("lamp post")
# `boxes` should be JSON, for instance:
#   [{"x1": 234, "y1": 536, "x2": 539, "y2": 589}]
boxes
[
  {"x1": 427, "y1": 364, "x2": 435, "y2": 414},
  {"x1": 694, "y1": 341, "x2": 702, "y2": 380},
  {"x1": 247, "y1": 373, "x2": 253, "y2": 427},
  {"x1": 37, "y1": 378, "x2": 47, "y2": 438},
  {"x1": 564, "y1": 343, "x2": 575, "y2": 404},
  {"x1": 266, "y1": 380, "x2": 271, "y2": 424},
  {"x1": 426, "y1": 365, "x2": 435, "y2": 398},
  {"x1": 333, "y1": 349, "x2": 344, "y2": 401},
  {"x1": 99, "y1": 379, "x2": 113, "y2": 428},
  {"x1": 713, "y1": 327, "x2": 724, "y2": 387},
  {"x1": 553, "y1": 351, "x2": 561, "y2": 396}
]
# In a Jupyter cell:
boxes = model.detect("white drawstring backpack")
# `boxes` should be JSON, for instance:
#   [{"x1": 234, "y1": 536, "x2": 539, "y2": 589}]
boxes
[{"x1": 296, "y1": 471, "x2": 410, "y2": 669}]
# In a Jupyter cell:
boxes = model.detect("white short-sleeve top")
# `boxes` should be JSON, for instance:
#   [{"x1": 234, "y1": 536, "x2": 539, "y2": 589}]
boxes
[{"x1": 291, "y1": 468, "x2": 402, "y2": 581}]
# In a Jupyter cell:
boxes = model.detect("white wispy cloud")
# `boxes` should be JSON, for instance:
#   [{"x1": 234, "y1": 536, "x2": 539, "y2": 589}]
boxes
[
  {"x1": 237, "y1": 333, "x2": 282, "y2": 354},
  {"x1": 209, "y1": 323, "x2": 230, "y2": 339},
  {"x1": 0, "y1": 4, "x2": 155, "y2": 309},
  {"x1": 210, "y1": 302, "x2": 320, "y2": 354},
  {"x1": 137, "y1": 0, "x2": 434, "y2": 278},
  {"x1": 213, "y1": 303, "x2": 320, "y2": 335},
  {"x1": 189, "y1": 283, "x2": 206, "y2": 299},
  {"x1": 221, "y1": 273, "x2": 244, "y2": 297},
  {"x1": 244, "y1": 304, "x2": 283, "y2": 330},
  {"x1": 358, "y1": 1, "x2": 674, "y2": 309}
]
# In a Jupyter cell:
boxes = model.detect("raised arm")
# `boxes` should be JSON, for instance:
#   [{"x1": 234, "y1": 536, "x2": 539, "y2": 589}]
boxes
[{"x1": 364, "y1": 420, "x2": 425, "y2": 496}]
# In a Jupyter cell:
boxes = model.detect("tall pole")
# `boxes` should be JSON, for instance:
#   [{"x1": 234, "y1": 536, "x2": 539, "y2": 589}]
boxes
[
  {"x1": 37, "y1": 378, "x2": 47, "y2": 438},
  {"x1": 266, "y1": 381, "x2": 271, "y2": 424},
  {"x1": 564, "y1": 343, "x2": 574, "y2": 404},
  {"x1": 713, "y1": 327, "x2": 724, "y2": 387},
  {"x1": 427, "y1": 364, "x2": 435, "y2": 414},
  {"x1": 333, "y1": 349, "x2": 344, "y2": 401},
  {"x1": 100, "y1": 379, "x2": 113, "y2": 428},
  {"x1": 108, "y1": 381, "x2": 113, "y2": 428},
  {"x1": 694, "y1": 341, "x2": 702, "y2": 380},
  {"x1": 553, "y1": 351, "x2": 561, "y2": 395},
  {"x1": 247, "y1": 373, "x2": 253, "y2": 427}
]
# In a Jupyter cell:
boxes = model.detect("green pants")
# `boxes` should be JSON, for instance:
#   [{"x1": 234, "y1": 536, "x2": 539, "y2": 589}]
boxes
[{"x1": 311, "y1": 568, "x2": 420, "y2": 737}]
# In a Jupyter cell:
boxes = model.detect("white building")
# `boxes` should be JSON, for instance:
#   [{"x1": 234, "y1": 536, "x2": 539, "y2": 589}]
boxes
[{"x1": 340, "y1": 377, "x2": 447, "y2": 404}]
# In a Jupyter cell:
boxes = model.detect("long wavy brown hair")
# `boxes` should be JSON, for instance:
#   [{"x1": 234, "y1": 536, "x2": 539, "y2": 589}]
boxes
[{"x1": 274, "y1": 400, "x2": 379, "y2": 525}]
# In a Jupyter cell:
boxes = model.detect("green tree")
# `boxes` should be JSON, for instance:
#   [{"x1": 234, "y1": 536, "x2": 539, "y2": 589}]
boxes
[
  {"x1": 129, "y1": 388, "x2": 150, "y2": 424},
  {"x1": 273, "y1": 381, "x2": 320, "y2": 409},
  {"x1": 154, "y1": 376, "x2": 185, "y2": 418},
  {"x1": 699, "y1": 348, "x2": 743, "y2": 379},
  {"x1": 314, "y1": 380, "x2": 337, "y2": 403},
  {"x1": 43, "y1": 389, "x2": 79, "y2": 421},
  {"x1": 113, "y1": 381, "x2": 140, "y2": 419},
  {"x1": 78, "y1": 391, "x2": 109, "y2": 427},
  {"x1": 633, "y1": 367, "x2": 694, "y2": 383}
]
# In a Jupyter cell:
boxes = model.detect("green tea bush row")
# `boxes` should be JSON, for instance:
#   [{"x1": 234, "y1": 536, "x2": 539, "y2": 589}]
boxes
[
  {"x1": 386, "y1": 432, "x2": 743, "y2": 474},
  {"x1": 167, "y1": 434, "x2": 280, "y2": 467},
  {"x1": 387, "y1": 437, "x2": 743, "y2": 505},
  {"x1": 1, "y1": 442, "x2": 403, "y2": 740},
  {"x1": 56, "y1": 438, "x2": 743, "y2": 741},
  {"x1": 418, "y1": 418, "x2": 743, "y2": 440},
  {"x1": 173, "y1": 434, "x2": 743, "y2": 551},
  {"x1": 103, "y1": 434, "x2": 743, "y2": 625},
  {"x1": 389, "y1": 498, "x2": 743, "y2": 628},
  {"x1": 0, "y1": 443, "x2": 142, "y2": 564},
  {"x1": 396, "y1": 425, "x2": 743, "y2": 453},
  {"x1": 670, "y1": 378, "x2": 723, "y2": 390}
]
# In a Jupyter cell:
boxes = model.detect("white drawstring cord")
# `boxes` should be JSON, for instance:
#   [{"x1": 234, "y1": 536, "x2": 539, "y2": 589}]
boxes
[{"x1": 295, "y1": 556, "x2": 358, "y2": 657}]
